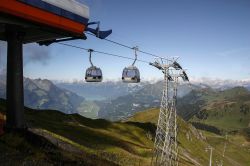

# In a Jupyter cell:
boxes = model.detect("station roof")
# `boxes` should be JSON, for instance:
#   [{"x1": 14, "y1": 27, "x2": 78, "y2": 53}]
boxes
[{"x1": 0, "y1": 0, "x2": 89, "y2": 43}]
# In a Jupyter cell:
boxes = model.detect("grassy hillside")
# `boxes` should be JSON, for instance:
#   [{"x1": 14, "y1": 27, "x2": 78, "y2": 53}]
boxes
[
  {"x1": 203, "y1": 131, "x2": 250, "y2": 166},
  {"x1": 1, "y1": 99, "x2": 249, "y2": 165},
  {"x1": 189, "y1": 87, "x2": 250, "y2": 132},
  {"x1": 127, "y1": 108, "x2": 159, "y2": 124},
  {"x1": 128, "y1": 108, "x2": 210, "y2": 166},
  {"x1": 0, "y1": 99, "x2": 154, "y2": 165},
  {"x1": 0, "y1": 129, "x2": 116, "y2": 166},
  {"x1": 128, "y1": 108, "x2": 250, "y2": 166}
]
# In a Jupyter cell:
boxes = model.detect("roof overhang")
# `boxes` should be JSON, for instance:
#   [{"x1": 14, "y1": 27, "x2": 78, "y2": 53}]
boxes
[{"x1": 0, "y1": 0, "x2": 89, "y2": 43}]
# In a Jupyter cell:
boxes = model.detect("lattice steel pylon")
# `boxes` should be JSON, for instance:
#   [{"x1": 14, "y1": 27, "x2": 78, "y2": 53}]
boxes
[{"x1": 150, "y1": 59, "x2": 188, "y2": 166}]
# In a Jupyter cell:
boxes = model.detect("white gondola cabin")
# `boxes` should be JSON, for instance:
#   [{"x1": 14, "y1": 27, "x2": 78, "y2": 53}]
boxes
[
  {"x1": 122, "y1": 46, "x2": 140, "y2": 83},
  {"x1": 122, "y1": 66, "x2": 140, "y2": 83},
  {"x1": 85, "y1": 49, "x2": 103, "y2": 82},
  {"x1": 85, "y1": 66, "x2": 103, "y2": 82}
]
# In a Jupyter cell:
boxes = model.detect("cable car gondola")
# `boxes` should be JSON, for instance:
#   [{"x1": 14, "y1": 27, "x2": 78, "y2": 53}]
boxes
[
  {"x1": 85, "y1": 49, "x2": 103, "y2": 82},
  {"x1": 122, "y1": 47, "x2": 140, "y2": 83}
]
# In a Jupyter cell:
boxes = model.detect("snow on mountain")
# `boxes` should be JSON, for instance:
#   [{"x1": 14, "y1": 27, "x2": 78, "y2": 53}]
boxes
[{"x1": 190, "y1": 77, "x2": 250, "y2": 90}]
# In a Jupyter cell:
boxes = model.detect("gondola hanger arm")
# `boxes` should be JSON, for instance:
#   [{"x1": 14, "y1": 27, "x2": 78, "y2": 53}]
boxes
[
  {"x1": 88, "y1": 49, "x2": 94, "y2": 67},
  {"x1": 132, "y1": 46, "x2": 139, "y2": 66}
]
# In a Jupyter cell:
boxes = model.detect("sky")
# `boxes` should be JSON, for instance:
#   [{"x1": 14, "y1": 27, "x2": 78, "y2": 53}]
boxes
[{"x1": 0, "y1": 0, "x2": 250, "y2": 82}]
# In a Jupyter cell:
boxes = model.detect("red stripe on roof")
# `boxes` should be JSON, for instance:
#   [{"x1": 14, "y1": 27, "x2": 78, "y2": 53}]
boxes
[{"x1": 0, "y1": 0, "x2": 87, "y2": 35}]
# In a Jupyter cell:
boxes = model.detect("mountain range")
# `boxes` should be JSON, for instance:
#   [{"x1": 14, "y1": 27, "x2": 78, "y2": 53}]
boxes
[
  {"x1": 0, "y1": 76, "x2": 249, "y2": 165},
  {"x1": 56, "y1": 81, "x2": 147, "y2": 100},
  {"x1": 0, "y1": 75, "x2": 85, "y2": 114},
  {"x1": 1, "y1": 74, "x2": 250, "y2": 122},
  {"x1": 97, "y1": 82, "x2": 250, "y2": 135},
  {"x1": 23, "y1": 78, "x2": 85, "y2": 114},
  {"x1": 97, "y1": 82, "x2": 196, "y2": 121},
  {"x1": 191, "y1": 77, "x2": 250, "y2": 90}
]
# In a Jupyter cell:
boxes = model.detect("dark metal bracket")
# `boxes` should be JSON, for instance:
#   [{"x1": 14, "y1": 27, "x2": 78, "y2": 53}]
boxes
[
  {"x1": 86, "y1": 21, "x2": 112, "y2": 39},
  {"x1": 37, "y1": 36, "x2": 86, "y2": 46}
]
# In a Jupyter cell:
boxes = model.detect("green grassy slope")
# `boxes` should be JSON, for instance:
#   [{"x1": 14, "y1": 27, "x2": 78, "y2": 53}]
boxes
[
  {"x1": 0, "y1": 99, "x2": 154, "y2": 165},
  {"x1": 128, "y1": 108, "x2": 250, "y2": 166},
  {"x1": 127, "y1": 108, "x2": 159, "y2": 124},
  {"x1": 188, "y1": 87, "x2": 250, "y2": 132},
  {"x1": 203, "y1": 131, "x2": 250, "y2": 166},
  {"x1": 128, "y1": 108, "x2": 211, "y2": 166},
  {"x1": 1, "y1": 99, "x2": 249, "y2": 165},
  {"x1": 0, "y1": 130, "x2": 116, "y2": 166}
]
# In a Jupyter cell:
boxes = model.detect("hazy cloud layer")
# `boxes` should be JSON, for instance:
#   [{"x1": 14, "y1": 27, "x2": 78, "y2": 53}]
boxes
[
  {"x1": 0, "y1": 42, "x2": 51, "y2": 76},
  {"x1": 0, "y1": 41, "x2": 7, "y2": 74},
  {"x1": 23, "y1": 43, "x2": 51, "y2": 65},
  {"x1": 1, "y1": 42, "x2": 51, "y2": 66}
]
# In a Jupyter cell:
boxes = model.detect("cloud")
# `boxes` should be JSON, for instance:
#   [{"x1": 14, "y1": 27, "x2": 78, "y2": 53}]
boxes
[
  {"x1": 0, "y1": 41, "x2": 7, "y2": 74},
  {"x1": 0, "y1": 68, "x2": 6, "y2": 76},
  {"x1": 216, "y1": 47, "x2": 250, "y2": 57},
  {"x1": 190, "y1": 76, "x2": 250, "y2": 89},
  {"x1": 23, "y1": 43, "x2": 51, "y2": 65},
  {"x1": 0, "y1": 41, "x2": 7, "y2": 59},
  {"x1": 1, "y1": 42, "x2": 52, "y2": 67}
]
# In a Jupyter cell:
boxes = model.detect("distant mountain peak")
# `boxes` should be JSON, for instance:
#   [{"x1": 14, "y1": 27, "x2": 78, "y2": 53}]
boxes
[
  {"x1": 190, "y1": 77, "x2": 250, "y2": 90},
  {"x1": 1, "y1": 76, "x2": 85, "y2": 114},
  {"x1": 32, "y1": 78, "x2": 55, "y2": 91}
]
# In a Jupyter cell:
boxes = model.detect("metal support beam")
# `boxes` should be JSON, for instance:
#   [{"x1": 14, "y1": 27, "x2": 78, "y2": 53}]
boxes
[
  {"x1": 5, "y1": 25, "x2": 26, "y2": 130},
  {"x1": 150, "y1": 59, "x2": 188, "y2": 166}
]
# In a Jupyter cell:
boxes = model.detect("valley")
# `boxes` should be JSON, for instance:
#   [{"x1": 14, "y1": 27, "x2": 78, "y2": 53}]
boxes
[
  {"x1": 0, "y1": 76, "x2": 249, "y2": 165},
  {"x1": 0, "y1": 99, "x2": 249, "y2": 165}
]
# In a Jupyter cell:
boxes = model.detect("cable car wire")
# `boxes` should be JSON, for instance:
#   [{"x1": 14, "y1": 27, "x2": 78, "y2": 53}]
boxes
[
  {"x1": 57, "y1": 43, "x2": 150, "y2": 64},
  {"x1": 85, "y1": 32, "x2": 169, "y2": 61},
  {"x1": 86, "y1": 32, "x2": 133, "y2": 49}
]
